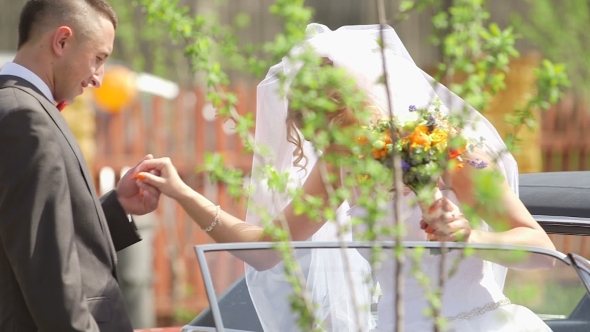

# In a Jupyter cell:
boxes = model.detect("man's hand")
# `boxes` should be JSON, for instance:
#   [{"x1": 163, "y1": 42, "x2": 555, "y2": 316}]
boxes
[{"x1": 116, "y1": 154, "x2": 161, "y2": 215}]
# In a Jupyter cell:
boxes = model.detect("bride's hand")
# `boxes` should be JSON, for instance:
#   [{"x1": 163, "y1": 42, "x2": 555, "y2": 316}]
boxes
[
  {"x1": 420, "y1": 197, "x2": 472, "y2": 242},
  {"x1": 133, "y1": 157, "x2": 192, "y2": 201}
]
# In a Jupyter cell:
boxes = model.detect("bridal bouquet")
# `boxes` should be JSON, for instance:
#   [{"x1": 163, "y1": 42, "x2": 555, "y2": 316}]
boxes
[{"x1": 358, "y1": 99, "x2": 486, "y2": 253}]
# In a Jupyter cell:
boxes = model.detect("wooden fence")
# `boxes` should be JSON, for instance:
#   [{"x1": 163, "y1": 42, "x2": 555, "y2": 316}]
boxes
[
  {"x1": 92, "y1": 85, "x2": 255, "y2": 323},
  {"x1": 92, "y1": 85, "x2": 590, "y2": 324},
  {"x1": 542, "y1": 94, "x2": 590, "y2": 172},
  {"x1": 538, "y1": 94, "x2": 590, "y2": 260}
]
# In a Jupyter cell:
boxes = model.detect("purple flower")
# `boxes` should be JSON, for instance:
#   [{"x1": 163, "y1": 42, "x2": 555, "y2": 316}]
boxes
[
  {"x1": 467, "y1": 159, "x2": 488, "y2": 169},
  {"x1": 409, "y1": 105, "x2": 417, "y2": 112},
  {"x1": 402, "y1": 160, "x2": 411, "y2": 171}
]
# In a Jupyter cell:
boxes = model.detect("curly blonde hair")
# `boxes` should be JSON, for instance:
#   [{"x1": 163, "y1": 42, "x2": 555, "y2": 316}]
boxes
[{"x1": 286, "y1": 57, "x2": 377, "y2": 171}]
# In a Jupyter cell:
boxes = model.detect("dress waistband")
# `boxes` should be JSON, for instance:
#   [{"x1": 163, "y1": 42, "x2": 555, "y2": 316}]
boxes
[{"x1": 446, "y1": 297, "x2": 512, "y2": 322}]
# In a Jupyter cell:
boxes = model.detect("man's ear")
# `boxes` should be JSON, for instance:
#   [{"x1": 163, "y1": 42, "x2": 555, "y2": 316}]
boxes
[{"x1": 52, "y1": 26, "x2": 74, "y2": 57}]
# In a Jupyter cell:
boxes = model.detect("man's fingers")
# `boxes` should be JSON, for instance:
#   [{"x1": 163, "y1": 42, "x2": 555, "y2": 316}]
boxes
[
  {"x1": 136, "y1": 179, "x2": 151, "y2": 190},
  {"x1": 134, "y1": 154, "x2": 154, "y2": 167},
  {"x1": 141, "y1": 184, "x2": 160, "y2": 198},
  {"x1": 141, "y1": 190, "x2": 160, "y2": 209}
]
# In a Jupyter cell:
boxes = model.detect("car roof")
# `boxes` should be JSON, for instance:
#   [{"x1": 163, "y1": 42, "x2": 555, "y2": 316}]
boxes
[{"x1": 520, "y1": 171, "x2": 590, "y2": 219}]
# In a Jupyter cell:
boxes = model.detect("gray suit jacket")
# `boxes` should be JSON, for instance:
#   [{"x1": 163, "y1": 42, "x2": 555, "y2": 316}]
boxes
[{"x1": 0, "y1": 76, "x2": 142, "y2": 332}]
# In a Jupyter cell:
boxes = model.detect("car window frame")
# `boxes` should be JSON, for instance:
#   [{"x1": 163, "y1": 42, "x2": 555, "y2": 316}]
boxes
[
  {"x1": 569, "y1": 253, "x2": 590, "y2": 294},
  {"x1": 190, "y1": 241, "x2": 570, "y2": 332}
]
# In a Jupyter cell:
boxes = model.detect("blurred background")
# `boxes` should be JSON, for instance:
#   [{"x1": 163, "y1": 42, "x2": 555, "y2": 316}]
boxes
[{"x1": 1, "y1": 0, "x2": 588, "y2": 328}]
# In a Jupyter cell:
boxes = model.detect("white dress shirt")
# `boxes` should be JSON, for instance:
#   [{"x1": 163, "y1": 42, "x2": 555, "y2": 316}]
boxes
[{"x1": 0, "y1": 62, "x2": 55, "y2": 103}]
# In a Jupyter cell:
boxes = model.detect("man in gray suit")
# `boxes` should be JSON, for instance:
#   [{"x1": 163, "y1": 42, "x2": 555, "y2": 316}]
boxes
[{"x1": 0, "y1": 1, "x2": 161, "y2": 331}]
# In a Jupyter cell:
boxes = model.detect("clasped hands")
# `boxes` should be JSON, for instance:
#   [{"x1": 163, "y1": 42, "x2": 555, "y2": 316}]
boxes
[
  {"x1": 114, "y1": 154, "x2": 162, "y2": 216},
  {"x1": 420, "y1": 197, "x2": 472, "y2": 242},
  {"x1": 112, "y1": 154, "x2": 473, "y2": 244},
  {"x1": 114, "y1": 155, "x2": 188, "y2": 216}
]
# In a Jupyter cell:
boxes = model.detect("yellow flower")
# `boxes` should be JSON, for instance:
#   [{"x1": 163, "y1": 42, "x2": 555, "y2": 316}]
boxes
[
  {"x1": 429, "y1": 128, "x2": 448, "y2": 151},
  {"x1": 429, "y1": 128, "x2": 448, "y2": 145},
  {"x1": 357, "y1": 174, "x2": 371, "y2": 183}
]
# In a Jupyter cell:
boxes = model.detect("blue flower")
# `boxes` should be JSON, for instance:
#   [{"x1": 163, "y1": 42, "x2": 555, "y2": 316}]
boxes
[
  {"x1": 409, "y1": 105, "x2": 417, "y2": 112},
  {"x1": 402, "y1": 160, "x2": 411, "y2": 171}
]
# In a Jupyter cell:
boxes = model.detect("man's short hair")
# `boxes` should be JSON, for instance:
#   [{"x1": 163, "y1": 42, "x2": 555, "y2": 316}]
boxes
[{"x1": 17, "y1": 0, "x2": 118, "y2": 49}]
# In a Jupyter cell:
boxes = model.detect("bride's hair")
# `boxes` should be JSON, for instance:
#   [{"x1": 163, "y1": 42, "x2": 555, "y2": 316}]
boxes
[{"x1": 286, "y1": 57, "x2": 377, "y2": 171}]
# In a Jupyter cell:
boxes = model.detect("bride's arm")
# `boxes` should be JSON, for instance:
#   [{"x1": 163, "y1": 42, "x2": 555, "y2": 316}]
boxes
[
  {"x1": 173, "y1": 159, "x2": 339, "y2": 243},
  {"x1": 134, "y1": 157, "x2": 341, "y2": 270},
  {"x1": 442, "y1": 149, "x2": 556, "y2": 269}
]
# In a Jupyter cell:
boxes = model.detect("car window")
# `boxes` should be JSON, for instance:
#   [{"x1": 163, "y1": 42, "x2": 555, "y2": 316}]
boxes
[
  {"x1": 186, "y1": 244, "x2": 589, "y2": 332},
  {"x1": 504, "y1": 257, "x2": 586, "y2": 320}
]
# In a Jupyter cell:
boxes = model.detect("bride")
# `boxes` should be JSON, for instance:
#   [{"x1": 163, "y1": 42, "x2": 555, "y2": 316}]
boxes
[{"x1": 135, "y1": 24, "x2": 555, "y2": 331}]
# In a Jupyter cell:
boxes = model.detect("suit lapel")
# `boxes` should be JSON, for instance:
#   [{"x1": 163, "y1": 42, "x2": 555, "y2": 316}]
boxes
[{"x1": 0, "y1": 76, "x2": 118, "y2": 264}]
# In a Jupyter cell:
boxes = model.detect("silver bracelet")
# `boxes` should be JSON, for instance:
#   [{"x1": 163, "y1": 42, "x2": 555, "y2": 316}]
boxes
[{"x1": 201, "y1": 205, "x2": 221, "y2": 232}]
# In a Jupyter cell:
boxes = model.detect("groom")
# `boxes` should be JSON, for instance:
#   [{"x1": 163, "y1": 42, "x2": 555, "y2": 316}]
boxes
[{"x1": 0, "y1": 1, "x2": 160, "y2": 331}]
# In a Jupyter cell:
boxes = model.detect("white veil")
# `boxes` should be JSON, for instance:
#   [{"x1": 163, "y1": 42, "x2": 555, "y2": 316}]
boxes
[{"x1": 244, "y1": 23, "x2": 517, "y2": 331}]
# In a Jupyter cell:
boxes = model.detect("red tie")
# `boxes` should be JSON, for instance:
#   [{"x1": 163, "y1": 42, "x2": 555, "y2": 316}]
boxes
[{"x1": 56, "y1": 101, "x2": 67, "y2": 112}]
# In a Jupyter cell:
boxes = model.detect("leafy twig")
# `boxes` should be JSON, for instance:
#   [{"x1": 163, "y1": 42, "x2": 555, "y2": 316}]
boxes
[{"x1": 376, "y1": 1, "x2": 406, "y2": 331}]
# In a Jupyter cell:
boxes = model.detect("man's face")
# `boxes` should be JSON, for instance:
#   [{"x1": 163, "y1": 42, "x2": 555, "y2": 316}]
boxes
[{"x1": 53, "y1": 16, "x2": 114, "y2": 104}]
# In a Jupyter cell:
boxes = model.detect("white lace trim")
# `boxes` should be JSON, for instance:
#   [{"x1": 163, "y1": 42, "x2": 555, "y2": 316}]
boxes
[{"x1": 446, "y1": 297, "x2": 512, "y2": 322}]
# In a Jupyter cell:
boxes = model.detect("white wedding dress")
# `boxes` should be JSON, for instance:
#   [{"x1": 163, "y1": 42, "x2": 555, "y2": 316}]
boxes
[
  {"x1": 245, "y1": 23, "x2": 553, "y2": 332},
  {"x1": 348, "y1": 188, "x2": 553, "y2": 332}
]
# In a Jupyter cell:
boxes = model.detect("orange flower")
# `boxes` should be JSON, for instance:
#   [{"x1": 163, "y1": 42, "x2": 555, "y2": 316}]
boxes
[
  {"x1": 408, "y1": 128, "x2": 429, "y2": 145},
  {"x1": 371, "y1": 141, "x2": 389, "y2": 160},
  {"x1": 372, "y1": 149, "x2": 383, "y2": 159},
  {"x1": 447, "y1": 158, "x2": 465, "y2": 172},
  {"x1": 449, "y1": 146, "x2": 466, "y2": 159},
  {"x1": 357, "y1": 136, "x2": 369, "y2": 145},
  {"x1": 380, "y1": 133, "x2": 393, "y2": 144},
  {"x1": 416, "y1": 125, "x2": 430, "y2": 134},
  {"x1": 408, "y1": 126, "x2": 431, "y2": 151}
]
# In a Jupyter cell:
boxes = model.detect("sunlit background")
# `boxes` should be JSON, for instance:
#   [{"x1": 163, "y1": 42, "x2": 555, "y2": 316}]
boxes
[{"x1": 1, "y1": 0, "x2": 588, "y2": 328}]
